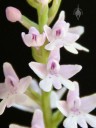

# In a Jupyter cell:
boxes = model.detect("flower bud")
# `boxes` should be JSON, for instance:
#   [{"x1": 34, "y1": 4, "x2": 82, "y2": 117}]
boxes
[{"x1": 5, "y1": 6, "x2": 22, "y2": 22}]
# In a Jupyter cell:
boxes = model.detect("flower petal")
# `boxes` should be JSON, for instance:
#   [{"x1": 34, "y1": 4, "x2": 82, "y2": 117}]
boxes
[
  {"x1": 50, "y1": 91, "x2": 59, "y2": 108},
  {"x1": 44, "y1": 25, "x2": 53, "y2": 42},
  {"x1": 81, "y1": 93, "x2": 96, "y2": 113},
  {"x1": 0, "y1": 83, "x2": 9, "y2": 99},
  {"x1": 30, "y1": 79, "x2": 41, "y2": 94},
  {"x1": 73, "y1": 42, "x2": 89, "y2": 52},
  {"x1": 7, "y1": 94, "x2": 30, "y2": 108},
  {"x1": 29, "y1": 62, "x2": 47, "y2": 79},
  {"x1": 85, "y1": 114, "x2": 96, "y2": 128},
  {"x1": 3, "y1": 62, "x2": 19, "y2": 82},
  {"x1": 63, "y1": 116, "x2": 78, "y2": 128},
  {"x1": 39, "y1": 77, "x2": 52, "y2": 92},
  {"x1": 67, "y1": 81, "x2": 80, "y2": 109},
  {"x1": 29, "y1": 27, "x2": 39, "y2": 35},
  {"x1": 69, "y1": 26, "x2": 84, "y2": 35},
  {"x1": 0, "y1": 99, "x2": 7, "y2": 115},
  {"x1": 57, "y1": 101, "x2": 68, "y2": 116},
  {"x1": 77, "y1": 115, "x2": 88, "y2": 128},
  {"x1": 57, "y1": 87, "x2": 67, "y2": 99},
  {"x1": 21, "y1": 33, "x2": 34, "y2": 47},
  {"x1": 64, "y1": 45, "x2": 78, "y2": 54},
  {"x1": 64, "y1": 33, "x2": 79, "y2": 44},
  {"x1": 59, "y1": 76, "x2": 75, "y2": 90},
  {"x1": 52, "y1": 76, "x2": 62, "y2": 90},
  {"x1": 18, "y1": 76, "x2": 32, "y2": 93},
  {"x1": 58, "y1": 10, "x2": 65, "y2": 21},
  {"x1": 9, "y1": 124, "x2": 29, "y2": 128},
  {"x1": 60, "y1": 64, "x2": 82, "y2": 79},
  {"x1": 32, "y1": 109, "x2": 45, "y2": 128}
]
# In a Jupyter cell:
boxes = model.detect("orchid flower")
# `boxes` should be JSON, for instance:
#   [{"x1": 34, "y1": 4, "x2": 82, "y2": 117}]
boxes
[
  {"x1": 57, "y1": 81, "x2": 96, "y2": 128},
  {"x1": 44, "y1": 11, "x2": 89, "y2": 54},
  {"x1": 21, "y1": 27, "x2": 46, "y2": 48},
  {"x1": 9, "y1": 109, "x2": 45, "y2": 128},
  {"x1": 14, "y1": 79, "x2": 66, "y2": 112},
  {"x1": 0, "y1": 62, "x2": 32, "y2": 115},
  {"x1": 29, "y1": 49, "x2": 82, "y2": 92}
]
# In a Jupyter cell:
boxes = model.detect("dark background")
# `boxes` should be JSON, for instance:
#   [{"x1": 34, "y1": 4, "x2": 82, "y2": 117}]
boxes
[{"x1": 0, "y1": 0, "x2": 96, "y2": 127}]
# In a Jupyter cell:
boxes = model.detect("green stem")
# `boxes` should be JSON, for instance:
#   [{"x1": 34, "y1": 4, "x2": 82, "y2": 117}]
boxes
[
  {"x1": 26, "y1": 0, "x2": 39, "y2": 9},
  {"x1": 20, "y1": 15, "x2": 39, "y2": 29},
  {"x1": 41, "y1": 91, "x2": 52, "y2": 128},
  {"x1": 48, "y1": 0, "x2": 62, "y2": 25},
  {"x1": 37, "y1": 4, "x2": 48, "y2": 32},
  {"x1": 52, "y1": 110, "x2": 64, "y2": 127}
]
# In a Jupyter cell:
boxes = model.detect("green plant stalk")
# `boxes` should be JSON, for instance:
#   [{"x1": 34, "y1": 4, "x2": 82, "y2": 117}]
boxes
[
  {"x1": 52, "y1": 110, "x2": 64, "y2": 127},
  {"x1": 26, "y1": 0, "x2": 39, "y2": 9},
  {"x1": 41, "y1": 91, "x2": 52, "y2": 128},
  {"x1": 37, "y1": 4, "x2": 48, "y2": 32},
  {"x1": 20, "y1": 15, "x2": 39, "y2": 29},
  {"x1": 48, "y1": 0, "x2": 62, "y2": 25},
  {"x1": 26, "y1": 88, "x2": 41, "y2": 105}
]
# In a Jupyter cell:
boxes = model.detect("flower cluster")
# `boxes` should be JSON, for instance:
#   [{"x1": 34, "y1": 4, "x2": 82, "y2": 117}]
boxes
[{"x1": 0, "y1": 0, "x2": 96, "y2": 128}]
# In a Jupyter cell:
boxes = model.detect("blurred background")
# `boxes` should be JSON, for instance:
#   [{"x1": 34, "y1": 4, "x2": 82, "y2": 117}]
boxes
[{"x1": 0, "y1": 0, "x2": 96, "y2": 127}]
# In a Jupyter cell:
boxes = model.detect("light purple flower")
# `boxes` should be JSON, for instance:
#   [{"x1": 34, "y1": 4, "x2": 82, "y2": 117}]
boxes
[
  {"x1": 29, "y1": 49, "x2": 82, "y2": 92},
  {"x1": 14, "y1": 79, "x2": 66, "y2": 112},
  {"x1": 57, "y1": 81, "x2": 96, "y2": 128},
  {"x1": 0, "y1": 62, "x2": 32, "y2": 115},
  {"x1": 21, "y1": 27, "x2": 46, "y2": 48},
  {"x1": 9, "y1": 109, "x2": 45, "y2": 128},
  {"x1": 44, "y1": 11, "x2": 89, "y2": 54}
]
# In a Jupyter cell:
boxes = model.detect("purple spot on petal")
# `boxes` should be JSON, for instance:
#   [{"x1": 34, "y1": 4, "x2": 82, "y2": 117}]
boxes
[
  {"x1": 56, "y1": 29, "x2": 61, "y2": 36},
  {"x1": 51, "y1": 62, "x2": 56, "y2": 70},
  {"x1": 32, "y1": 34, "x2": 37, "y2": 41}
]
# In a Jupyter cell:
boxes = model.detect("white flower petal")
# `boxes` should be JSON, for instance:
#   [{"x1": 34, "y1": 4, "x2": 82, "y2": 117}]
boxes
[
  {"x1": 39, "y1": 77, "x2": 52, "y2": 92},
  {"x1": 32, "y1": 109, "x2": 45, "y2": 128},
  {"x1": 0, "y1": 83, "x2": 9, "y2": 99},
  {"x1": 65, "y1": 33, "x2": 79, "y2": 44},
  {"x1": 77, "y1": 115, "x2": 88, "y2": 128},
  {"x1": 44, "y1": 25, "x2": 53, "y2": 42},
  {"x1": 50, "y1": 91, "x2": 59, "y2": 109},
  {"x1": 57, "y1": 87, "x2": 67, "y2": 99},
  {"x1": 18, "y1": 76, "x2": 32, "y2": 93},
  {"x1": 69, "y1": 26, "x2": 84, "y2": 35},
  {"x1": 81, "y1": 93, "x2": 96, "y2": 113},
  {"x1": 29, "y1": 62, "x2": 47, "y2": 79},
  {"x1": 60, "y1": 64, "x2": 82, "y2": 79},
  {"x1": 21, "y1": 33, "x2": 34, "y2": 47},
  {"x1": 85, "y1": 114, "x2": 96, "y2": 128},
  {"x1": 0, "y1": 99, "x2": 7, "y2": 115},
  {"x1": 30, "y1": 79, "x2": 41, "y2": 94},
  {"x1": 63, "y1": 115, "x2": 78, "y2": 128},
  {"x1": 3, "y1": 62, "x2": 19, "y2": 82},
  {"x1": 52, "y1": 76, "x2": 62, "y2": 90},
  {"x1": 64, "y1": 45, "x2": 78, "y2": 54},
  {"x1": 7, "y1": 94, "x2": 30, "y2": 108},
  {"x1": 60, "y1": 76, "x2": 75, "y2": 90},
  {"x1": 36, "y1": 32, "x2": 46, "y2": 46},
  {"x1": 57, "y1": 101, "x2": 68, "y2": 116},
  {"x1": 29, "y1": 27, "x2": 39, "y2": 35},
  {"x1": 58, "y1": 10, "x2": 65, "y2": 21},
  {"x1": 73, "y1": 42, "x2": 89, "y2": 52},
  {"x1": 9, "y1": 124, "x2": 29, "y2": 128}
]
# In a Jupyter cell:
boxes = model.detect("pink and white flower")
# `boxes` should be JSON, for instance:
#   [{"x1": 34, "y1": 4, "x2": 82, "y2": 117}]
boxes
[
  {"x1": 29, "y1": 50, "x2": 82, "y2": 92},
  {"x1": 57, "y1": 81, "x2": 96, "y2": 128},
  {"x1": 21, "y1": 27, "x2": 46, "y2": 48},
  {"x1": 9, "y1": 109, "x2": 45, "y2": 128},
  {"x1": 44, "y1": 11, "x2": 89, "y2": 54},
  {"x1": 0, "y1": 62, "x2": 32, "y2": 115},
  {"x1": 14, "y1": 79, "x2": 66, "y2": 112}
]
